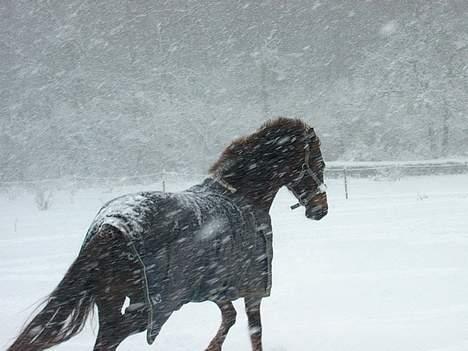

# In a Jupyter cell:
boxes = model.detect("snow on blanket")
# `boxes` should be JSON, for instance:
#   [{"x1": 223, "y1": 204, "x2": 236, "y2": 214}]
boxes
[{"x1": 81, "y1": 178, "x2": 273, "y2": 344}]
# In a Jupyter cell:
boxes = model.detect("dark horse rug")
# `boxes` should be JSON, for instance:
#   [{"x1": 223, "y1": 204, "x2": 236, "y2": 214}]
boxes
[{"x1": 81, "y1": 178, "x2": 273, "y2": 343}]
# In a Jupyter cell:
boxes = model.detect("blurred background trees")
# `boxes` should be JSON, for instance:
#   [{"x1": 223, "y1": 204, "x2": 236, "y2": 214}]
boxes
[{"x1": 1, "y1": 0, "x2": 467, "y2": 181}]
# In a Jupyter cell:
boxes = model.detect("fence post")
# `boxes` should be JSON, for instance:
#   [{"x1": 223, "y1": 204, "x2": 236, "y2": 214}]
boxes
[
  {"x1": 343, "y1": 167, "x2": 349, "y2": 199},
  {"x1": 162, "y1": 169, "x2": 166, "y2": 193}
]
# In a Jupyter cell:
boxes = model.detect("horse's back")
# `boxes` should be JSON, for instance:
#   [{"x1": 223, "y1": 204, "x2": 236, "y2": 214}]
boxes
[{"x1": 82, "y1": 190, "x2": 172, "y2": 246}]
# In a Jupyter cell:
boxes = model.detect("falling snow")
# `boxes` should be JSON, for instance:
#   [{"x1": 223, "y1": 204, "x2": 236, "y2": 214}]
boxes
[{"x1": 1, "y1": 1, "x2": 467, "y2": 350}]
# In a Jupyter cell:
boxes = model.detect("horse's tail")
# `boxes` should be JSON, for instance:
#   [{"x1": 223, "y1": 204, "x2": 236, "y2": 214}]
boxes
[{"x1": 7, "y1": 238, "x2": 100, "y2": 351}]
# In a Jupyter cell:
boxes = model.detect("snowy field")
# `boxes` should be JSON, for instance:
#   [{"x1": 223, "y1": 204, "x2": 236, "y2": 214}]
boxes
[{"x1": 1, "y1": 174, "x2": 468, "y2": 351}]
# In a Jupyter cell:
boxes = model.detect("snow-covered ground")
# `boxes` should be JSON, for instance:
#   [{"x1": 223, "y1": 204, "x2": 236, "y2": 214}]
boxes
[{"x1": 1, "y1": 174, "x2": 467, "y2": 351}]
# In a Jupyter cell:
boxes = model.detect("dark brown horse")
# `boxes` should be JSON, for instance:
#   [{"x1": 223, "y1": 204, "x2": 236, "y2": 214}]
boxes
[{"x1": 8, "y1": 117, "x2": 328, "y2": 351}]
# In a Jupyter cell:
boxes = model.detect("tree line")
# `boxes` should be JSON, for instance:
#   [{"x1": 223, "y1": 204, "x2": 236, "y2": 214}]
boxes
[{"x1": 1, "y1": 0, "x2": 466, "y2": 181}]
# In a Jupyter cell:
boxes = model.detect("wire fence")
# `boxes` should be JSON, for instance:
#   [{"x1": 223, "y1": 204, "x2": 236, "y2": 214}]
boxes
[
  {"x1": 325, "y1": 161, "x2": 468, "y2": 178},
  {"x1": 1, "y1": 161, "x2": 467, "y2": 202},
  {"x1": 326, "y1": 161, "x2": 468, "y2": 199},
  {"x1": 0, "y1": 170, "x2": 202, "y2": 191}
]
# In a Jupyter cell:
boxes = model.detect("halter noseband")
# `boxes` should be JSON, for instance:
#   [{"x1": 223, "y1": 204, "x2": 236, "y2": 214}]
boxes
[{"x1": 290, "y1": 135, "x2": 327, "y2": 210}]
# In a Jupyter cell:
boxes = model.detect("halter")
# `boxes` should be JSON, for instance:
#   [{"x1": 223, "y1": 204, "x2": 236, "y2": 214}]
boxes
[{"x1": 289, "y1": 136, "x2": 327, "y2": 210}]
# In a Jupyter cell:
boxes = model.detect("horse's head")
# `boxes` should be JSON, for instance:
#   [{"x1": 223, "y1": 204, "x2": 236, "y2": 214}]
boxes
[
  {"x1": 287, "y1": 129, "x2": 328, "y2": 220},
  {"x1": 209, "y1": 118, "x2": 328, "y2": 216}
]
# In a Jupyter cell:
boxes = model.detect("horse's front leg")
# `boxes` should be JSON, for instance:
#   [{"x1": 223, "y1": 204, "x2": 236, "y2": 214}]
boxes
[
  {"x1": 245, "y1": 297, "x2": 263, "y2": 351},
  {"x1": 205, "y1": 301, "x2": 237, "y2": 351}
]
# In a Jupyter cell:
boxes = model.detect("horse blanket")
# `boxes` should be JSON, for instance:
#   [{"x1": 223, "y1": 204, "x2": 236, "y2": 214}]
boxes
[{"x1": 82, "y1": 178, "x2": 273, "y2": 344}]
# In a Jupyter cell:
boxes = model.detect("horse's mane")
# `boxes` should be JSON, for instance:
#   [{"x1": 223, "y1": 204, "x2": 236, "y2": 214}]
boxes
[{"x1": 209, "y1": 117, "x2": 313, "y2": 177}]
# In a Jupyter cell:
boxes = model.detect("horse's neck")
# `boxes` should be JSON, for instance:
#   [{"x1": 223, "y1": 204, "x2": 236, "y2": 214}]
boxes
[
  {"x1": 216, "y1": 152, "x2": 296, "y2": 211},
  {"x1": 230, "y1": 178, "x2": 283, "y2": 212}
]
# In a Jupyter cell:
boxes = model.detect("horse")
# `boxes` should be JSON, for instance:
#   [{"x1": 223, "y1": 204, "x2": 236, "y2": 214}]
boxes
[{"x1": 8, "y1": 117, "x2": 328, "y2": 351}]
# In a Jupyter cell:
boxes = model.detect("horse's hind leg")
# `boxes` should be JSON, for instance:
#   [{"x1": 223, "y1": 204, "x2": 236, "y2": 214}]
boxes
[
  {"x1": 245, "y1": 297, "x2": 263, "y2": 351},
  {"x1": 93, "y1": 294, "x2": 147, "y2": 351},
  {"x1": 93, "y1": 230, "x2": 148, "y2": 350},
  {"x1": 93, "y1": 292, "x2": 124, "y2": 351},
  {"x1": 205, "y1": 301, "x2": 237, "y2": 351}
]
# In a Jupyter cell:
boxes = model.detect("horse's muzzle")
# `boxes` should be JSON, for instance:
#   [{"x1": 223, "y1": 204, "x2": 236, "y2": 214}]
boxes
[
  {"x1": 306, "y1": 206, "x2": 328, "y2": 220},
  {"x1": 305, "y1": 192, "x2": 328, "y2": 220}
]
